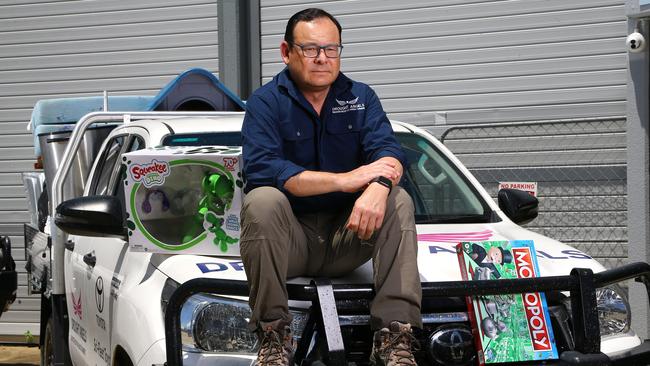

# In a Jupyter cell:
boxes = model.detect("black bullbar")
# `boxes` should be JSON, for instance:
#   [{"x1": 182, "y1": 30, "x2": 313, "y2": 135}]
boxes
[{"x1": 164, "y1": 261, "x2": 650, "y2": 366}]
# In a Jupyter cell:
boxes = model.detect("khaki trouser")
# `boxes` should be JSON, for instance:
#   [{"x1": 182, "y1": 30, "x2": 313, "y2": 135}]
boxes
[{"x1": 240, "y1": 186, "x2": 422, "y2": 331}]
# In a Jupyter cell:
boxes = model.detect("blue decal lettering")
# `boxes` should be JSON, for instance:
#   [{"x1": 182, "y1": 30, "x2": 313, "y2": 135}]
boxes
[
  {"x1": 537, "y1": 250, "x2": 567, "y2": 259},
  {"x1": 428, "y1": 245, "x2": 455, "y2": 254},
  {"x1": 229, "y1": 261, "x2": 245, "y2": 271},
  {"x1": 197, "y1": 262, "x2": 228, "y2": 273},
  {"x1": 562, "y1": 250, "x2": 591, "y2": 259}
]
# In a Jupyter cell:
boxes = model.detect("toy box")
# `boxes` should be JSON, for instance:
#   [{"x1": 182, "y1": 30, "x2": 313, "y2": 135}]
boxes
[
  {"x1": 122, "y1": 146, "x2": 244, "y2": 255},
  {"x1": 457, "y1": 240, "x2": 558, "y2": 365}
]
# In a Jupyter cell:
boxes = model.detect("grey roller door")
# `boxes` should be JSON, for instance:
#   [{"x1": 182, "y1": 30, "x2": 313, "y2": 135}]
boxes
[{"x1": 0, "y1": 0, "x2": 219, "y2": 340}]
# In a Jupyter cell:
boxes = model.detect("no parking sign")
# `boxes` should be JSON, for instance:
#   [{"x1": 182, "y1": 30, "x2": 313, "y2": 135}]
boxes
[{"x1": 498, "y1": 182, "x2": 537, "y2": 197}]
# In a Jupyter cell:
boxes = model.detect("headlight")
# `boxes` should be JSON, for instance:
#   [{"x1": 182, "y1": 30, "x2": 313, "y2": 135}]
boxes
[
  {"x1": 563, "y1": 285, "x2": 630, "y2": 338},
  {"x1": 596, "y1": 285, "x2": 630, "y2": 337},
  {"x1": 180, "y1": 293, "x2": 309, "y2": 353}
]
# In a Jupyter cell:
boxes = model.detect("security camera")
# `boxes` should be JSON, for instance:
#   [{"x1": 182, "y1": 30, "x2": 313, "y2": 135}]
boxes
[{"x1": 627, "y1": 31, "x2": 646, "y2": 53}]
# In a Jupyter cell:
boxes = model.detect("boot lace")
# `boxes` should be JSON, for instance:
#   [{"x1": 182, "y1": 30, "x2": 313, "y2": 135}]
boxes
[
  {"x1": 257, "y1": 327, "x2": 290, "y2": 366},
  {"x1": 381, "y1": 330, "x2": 420, "y2": 366}
]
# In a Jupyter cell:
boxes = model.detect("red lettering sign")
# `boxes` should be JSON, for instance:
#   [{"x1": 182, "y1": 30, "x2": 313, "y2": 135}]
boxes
[{"x1": 513, "y1": 247, "x2": 552, "y2": 351}]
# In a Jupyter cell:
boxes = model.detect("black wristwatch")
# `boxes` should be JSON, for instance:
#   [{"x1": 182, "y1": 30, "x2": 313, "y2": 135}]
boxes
[{"x1": 370, "y1": 176, "x2": 393, "y2": 192}]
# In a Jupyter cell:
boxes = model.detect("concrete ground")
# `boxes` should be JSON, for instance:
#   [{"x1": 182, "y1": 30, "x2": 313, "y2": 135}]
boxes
[{"x1": 0, "y1": 345, "x2": 40, "y2": 365}]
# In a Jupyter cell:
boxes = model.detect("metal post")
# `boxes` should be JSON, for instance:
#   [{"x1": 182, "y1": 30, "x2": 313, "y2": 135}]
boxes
[
  {"x1": 569, "y1": 268, "x2": 600, "y2": 354},
  {"x1": 313, "y1": 278, "x2": 346, "y2": 366},
  {"x1": 626, "y1": 0, "x2": 650, "y2": 339},
  {"x1": 218, "y1": 0, "x2": 261, "y2": 100}
]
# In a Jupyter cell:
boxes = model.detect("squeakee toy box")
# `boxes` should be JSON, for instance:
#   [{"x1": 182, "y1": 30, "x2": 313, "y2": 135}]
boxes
[
  {"x1": 122, "y1": 146, "x2": 244, "y2": 255},
  {"x1": 457, "y1": 240, "x2": 558, "y2": 365}
]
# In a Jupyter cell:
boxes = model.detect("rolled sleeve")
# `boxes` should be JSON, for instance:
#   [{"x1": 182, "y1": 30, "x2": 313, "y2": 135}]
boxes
[
  {"x1": 361, "y1": 88, "x2": 407, "y2": 167},
  {"x1": 242, "y1": 94, "x2": 305, "y2": 193}
]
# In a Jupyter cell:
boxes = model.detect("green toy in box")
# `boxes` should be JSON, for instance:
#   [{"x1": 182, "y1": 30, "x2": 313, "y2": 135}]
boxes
[{"x1": 122, "y1": 146, "x2": 244, "y2": 255}]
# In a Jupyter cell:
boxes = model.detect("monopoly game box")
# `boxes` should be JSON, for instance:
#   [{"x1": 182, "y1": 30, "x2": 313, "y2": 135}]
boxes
[{"x1": 457, "y1": 240, "x2": 559, "y2": 365}]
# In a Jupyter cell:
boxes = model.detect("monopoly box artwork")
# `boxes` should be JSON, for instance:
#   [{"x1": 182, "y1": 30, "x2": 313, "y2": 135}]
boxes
[
  {"x1": 122, "y1": 146, "x2": 244, "y2": 255},
  {"x1": 457, "y1": 240, "x2": 558, "y2": 365}
]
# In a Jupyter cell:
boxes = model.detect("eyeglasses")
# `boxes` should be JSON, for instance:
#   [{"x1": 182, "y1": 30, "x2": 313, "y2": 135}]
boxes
[{"x1": 292, "y1": 43, "x2": 343, "y2": 58}]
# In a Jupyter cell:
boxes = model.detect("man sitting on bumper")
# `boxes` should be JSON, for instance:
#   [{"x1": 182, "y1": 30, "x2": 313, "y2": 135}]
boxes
[{"x1": 241, "y1": 8, "x2": 422, "y2": 366}]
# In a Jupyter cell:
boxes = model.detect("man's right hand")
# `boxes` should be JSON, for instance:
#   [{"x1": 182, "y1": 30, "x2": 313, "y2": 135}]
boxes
[{"x1": 337, "y1": 160, "x2": 399, "y2": 193}]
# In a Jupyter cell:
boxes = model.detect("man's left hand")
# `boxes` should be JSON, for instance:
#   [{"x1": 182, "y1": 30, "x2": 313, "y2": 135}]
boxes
[{"x1": 346, "y1": 182, "x2": 390, "y2": 240}]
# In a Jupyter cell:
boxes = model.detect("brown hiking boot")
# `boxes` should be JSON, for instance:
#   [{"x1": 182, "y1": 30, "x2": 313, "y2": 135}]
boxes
[
  {"x1": 255, "y1": 319, "x2": 295, "y2": 366},
  {"x1": 370, "y1": 321, "x2": 419, "y2": 366}
]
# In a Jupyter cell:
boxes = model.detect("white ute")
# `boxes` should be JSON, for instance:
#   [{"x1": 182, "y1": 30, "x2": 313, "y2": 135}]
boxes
[{"x1": 22, "y1": 110, "x2": 650, "y2": 366}]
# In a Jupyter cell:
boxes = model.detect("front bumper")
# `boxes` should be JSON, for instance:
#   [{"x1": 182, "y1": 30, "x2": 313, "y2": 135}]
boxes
[{"x1": 164, "y1": 262, "x2": 650, "y2": 366}]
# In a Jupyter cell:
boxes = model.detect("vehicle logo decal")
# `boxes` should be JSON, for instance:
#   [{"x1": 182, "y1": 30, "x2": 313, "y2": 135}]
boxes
[
  {"x1": 95, "y1": 277, "x2": 104, "y2": 313},
  {"x1": 428, "y1": 325, "x2": 473, "y2": 364},
  {"x1": 72, "y1": 292, "x2": 82, "y2": 319},
  {"x1": 417, "y1": 230, "x2": 493, "y2": 243},
  {"x1": 197, "y1": 261, "x2": 245, "y2": 273}
]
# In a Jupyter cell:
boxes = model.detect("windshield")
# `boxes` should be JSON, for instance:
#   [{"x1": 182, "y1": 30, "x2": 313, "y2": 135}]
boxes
[
  {"x1": 163, "y1": 131, "x2": 493, "y2": 224},
  {"x1": 396, "y1": 133, "x2": 492, "y2": 224}
]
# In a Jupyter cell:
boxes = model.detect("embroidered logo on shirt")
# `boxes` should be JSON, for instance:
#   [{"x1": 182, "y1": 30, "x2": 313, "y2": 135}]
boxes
[
  {"x1": 335, "y1": 96, "x2": 358, "y2": 106},
  {"x1": 332, "y1": 95, "x2": 365, "y2": 114}
]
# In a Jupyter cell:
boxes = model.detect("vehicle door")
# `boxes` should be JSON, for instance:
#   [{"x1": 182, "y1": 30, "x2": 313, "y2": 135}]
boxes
[{"x1": 67, "y1": 128, "x2": 148, "y2": 366}]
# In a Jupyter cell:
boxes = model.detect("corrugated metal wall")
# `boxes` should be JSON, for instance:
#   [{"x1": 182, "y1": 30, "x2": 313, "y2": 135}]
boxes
[
  {"x1": 260, "y1": 0, "x2": 627, "y2": 125},
  {"x1": 0, "y1": 0, "x2": 219, "y2": 340},
  {"x1": 259, "y1": 1, "x2": 629, "y2": 266}
]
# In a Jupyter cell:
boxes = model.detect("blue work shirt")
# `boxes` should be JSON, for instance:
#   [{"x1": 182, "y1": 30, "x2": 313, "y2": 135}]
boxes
[{"x1": 242, "y1": 68, "x2": 406, "y2": 214}]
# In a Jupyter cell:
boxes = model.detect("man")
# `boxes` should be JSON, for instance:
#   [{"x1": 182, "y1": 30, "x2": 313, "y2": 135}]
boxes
[{"x1": 241, "y1": 8, "x2": 422, "y2": 366}]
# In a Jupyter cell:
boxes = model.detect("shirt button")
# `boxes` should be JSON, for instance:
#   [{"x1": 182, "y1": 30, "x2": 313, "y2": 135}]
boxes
[
  {"x1": 296, "y1": 131, "x2": 301, "y2": 137},
  {"x1": 348, "y1": 124, "x2": 353, "y2": 129}
]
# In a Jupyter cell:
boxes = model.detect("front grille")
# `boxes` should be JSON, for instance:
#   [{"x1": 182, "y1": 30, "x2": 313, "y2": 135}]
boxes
[{"x1": 334, "y1": 298, "x2": 574, "y2": 366}]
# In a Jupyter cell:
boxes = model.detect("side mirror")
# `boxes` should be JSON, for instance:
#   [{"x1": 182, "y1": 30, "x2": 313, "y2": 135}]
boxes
[
  {"x1": 55, "y1": 195, "x2": 125, "y2": 238},
  {"x1": 498, "y1": 188, "x2": 539, "y2": 225}
]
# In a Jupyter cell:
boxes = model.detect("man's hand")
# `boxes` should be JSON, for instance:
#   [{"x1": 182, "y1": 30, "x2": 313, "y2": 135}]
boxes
[
  {"x1": 285, "y1": 158, "x2": 400, "y2": 196},
  {"x1": 346, "y1": 182, "x2": 390, "y2": 240},
  {"x1": 337, "y1": 159, "x2": 399, "y2": 193},
  {"x1": 284, "y1": 157, "x2": 402, "y2": 197}
]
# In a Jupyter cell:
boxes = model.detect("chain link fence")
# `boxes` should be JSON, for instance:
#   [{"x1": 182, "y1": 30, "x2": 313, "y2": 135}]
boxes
[{"x1": 439, "y1": 117, "x2": 627, "y2": 269}]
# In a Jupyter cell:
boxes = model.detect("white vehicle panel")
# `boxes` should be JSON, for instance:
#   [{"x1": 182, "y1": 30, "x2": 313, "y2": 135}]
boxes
[
  {"x1": 65, "y1": 243, "x2": 90, "y2": 366},
  {"x1": 57, "y1": 115, "x2": 641, "y2": 364},
  {"x1": 113, "y1": 252, "x2": 167, "y2": 366}
]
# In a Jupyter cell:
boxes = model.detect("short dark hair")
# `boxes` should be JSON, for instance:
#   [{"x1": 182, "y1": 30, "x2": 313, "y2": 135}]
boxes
[{"x1": 284, "y1": 8, "x2": 342, "y2": 45}]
